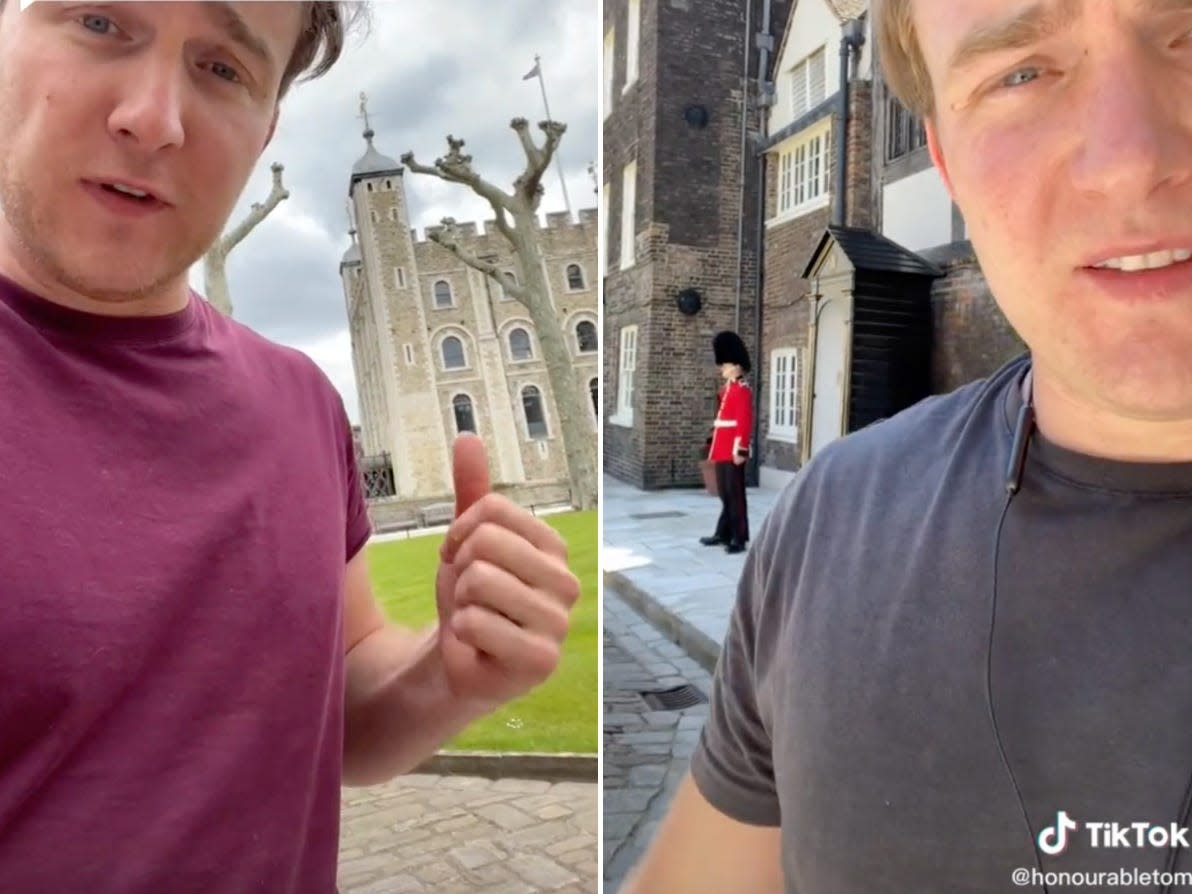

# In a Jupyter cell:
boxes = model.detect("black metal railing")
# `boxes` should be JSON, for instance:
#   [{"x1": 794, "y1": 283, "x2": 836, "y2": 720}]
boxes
[{"x1": 360, "y1": 452, "x2": 396, "y2": 499}]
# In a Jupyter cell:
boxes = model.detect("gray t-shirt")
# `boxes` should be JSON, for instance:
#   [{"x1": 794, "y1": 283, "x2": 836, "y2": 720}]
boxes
[{"x1": 691, "y1": 354, "x2": 1192, "y2": 892}]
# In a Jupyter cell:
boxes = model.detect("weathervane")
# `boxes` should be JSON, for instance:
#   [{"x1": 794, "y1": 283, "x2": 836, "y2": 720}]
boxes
[{"x1": 358, "y1": 91, "x2": 372, "y2": 133}]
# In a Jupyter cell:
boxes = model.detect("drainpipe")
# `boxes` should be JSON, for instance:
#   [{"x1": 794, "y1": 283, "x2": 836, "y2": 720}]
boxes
[
  {"x1": 734, "y1": 0, "x2": 755, "y2": 333},
  {"x1": 749, "y1": 0, "x2": 775, "y2": 488},
  {"x1": 833, "y1": 18, "x2": 866, "y2": 227}
]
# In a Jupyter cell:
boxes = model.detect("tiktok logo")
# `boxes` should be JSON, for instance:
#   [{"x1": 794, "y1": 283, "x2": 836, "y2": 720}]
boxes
[{"x1": 1039, "y1": 811, "x2": 1080, "y2": 856}]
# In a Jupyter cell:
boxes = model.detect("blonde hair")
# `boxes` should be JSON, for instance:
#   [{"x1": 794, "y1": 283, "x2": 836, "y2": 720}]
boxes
[{"x1": 873, "y1": 0, "x2": 935, "y2": 118}]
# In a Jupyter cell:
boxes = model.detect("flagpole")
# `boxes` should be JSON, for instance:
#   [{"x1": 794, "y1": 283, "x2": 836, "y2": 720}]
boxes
[{"x1": 527, "y1": 55, "x2": 574, "y2": 221}]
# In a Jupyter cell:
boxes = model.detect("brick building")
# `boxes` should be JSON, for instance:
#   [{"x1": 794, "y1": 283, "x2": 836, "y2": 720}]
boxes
[
  {"x1": 339, "y1": 128, "x2": 599, "y2": 528},
  {"x1": 602, "y1": 0, "x2": 791, "y2": 489},
  {"x1": 754, "y1": 0, "x2": 1024, "y2": 486}
]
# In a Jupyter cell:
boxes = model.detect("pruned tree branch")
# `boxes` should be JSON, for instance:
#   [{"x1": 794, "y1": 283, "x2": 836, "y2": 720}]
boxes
[
  {"x1": 489, "y1": 205, "x2": 516, "y2": 244},
  {"x1": 429, "y1": 219, "x2": 528, "y2": 302},
  {"x1": 512, "y1": 118, "x2": 567, "y2": 210},
  {"x1": 402, "y1": 137, "x2": 515, "y2": 214},
  {"x1": 221, "y1": 162, "x2": 289, "y2": 252}
]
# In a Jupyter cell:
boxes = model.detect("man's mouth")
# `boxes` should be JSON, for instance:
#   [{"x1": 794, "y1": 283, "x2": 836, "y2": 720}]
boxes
[
  {"x1": 84, "y1": 178, "x2": 168, "y2": 208},
  {"x1": 1090, "y1": 249, "x2": 1192, "y2": 273}
]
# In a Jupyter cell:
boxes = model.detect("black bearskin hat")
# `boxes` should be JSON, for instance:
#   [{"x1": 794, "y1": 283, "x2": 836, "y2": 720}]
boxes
[{"x1": 712, "y1": 330, "x2": 751, "y2": 373}]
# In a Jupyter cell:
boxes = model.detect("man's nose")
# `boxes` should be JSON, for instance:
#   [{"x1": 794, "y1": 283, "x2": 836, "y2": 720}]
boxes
[
  {"x1": 106, "y1": 60, "x2": 187, "y2": 152},
  {"x1": 1066, "y1": 39, "x2": 1189, "y2": 201}
]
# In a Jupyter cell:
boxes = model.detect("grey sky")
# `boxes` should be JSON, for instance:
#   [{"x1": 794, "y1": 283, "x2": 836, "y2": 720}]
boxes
[{"x1": 186, "y1": 0, "x2": 598, "y2": 424}]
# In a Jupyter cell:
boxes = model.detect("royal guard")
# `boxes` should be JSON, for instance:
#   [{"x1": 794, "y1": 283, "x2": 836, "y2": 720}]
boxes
[{"x1": 700, "y1": 331, "x2": 753, "y2": 554}]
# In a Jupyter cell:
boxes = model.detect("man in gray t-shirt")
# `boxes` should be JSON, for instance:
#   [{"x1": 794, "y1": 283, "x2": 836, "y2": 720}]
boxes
[{"x1": 620, "y1": 1, "x2": 1192, "y2": 892}]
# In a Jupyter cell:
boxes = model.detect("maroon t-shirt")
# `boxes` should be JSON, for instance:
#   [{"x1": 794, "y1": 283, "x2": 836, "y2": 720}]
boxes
[{"x1": 0, "y1": 273, "x2": 372, "y2": 892}]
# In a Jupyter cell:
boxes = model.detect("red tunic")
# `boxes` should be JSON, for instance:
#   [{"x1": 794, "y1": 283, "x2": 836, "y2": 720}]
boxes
[{"x1": 709, "y1": 378, "x2": 753, "y2": 462}]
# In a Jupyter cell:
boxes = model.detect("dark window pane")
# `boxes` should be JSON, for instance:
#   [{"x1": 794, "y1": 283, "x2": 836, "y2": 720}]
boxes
[
  {"x1": 452, "y1": 394, "x2": 476, "y2": 432},
  {"x1": 523, "y1": 385, "x2": 547, "y2": 439},
  {"x1": 442, "y1": 336, "x2": 465, "y2": 369},
  {"x1": 510, "y1": 328, "x2": 533, "y2": 361},
  {"x1": 576, "y1": 321, "x2": 598, "y2": 352}
]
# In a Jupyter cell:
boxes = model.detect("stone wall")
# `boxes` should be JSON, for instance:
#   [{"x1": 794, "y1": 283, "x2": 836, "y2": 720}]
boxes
[{"x1": 367, "y1": 480, "x2": 574, "y2": 533}]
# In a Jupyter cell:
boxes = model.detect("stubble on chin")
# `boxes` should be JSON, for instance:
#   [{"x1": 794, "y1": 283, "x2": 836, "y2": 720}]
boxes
[{"x1": 0, "y1": 163, "x2": 206, "y2": 306}]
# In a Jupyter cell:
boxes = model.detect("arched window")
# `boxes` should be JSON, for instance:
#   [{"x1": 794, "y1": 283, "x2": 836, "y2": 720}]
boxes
[
  {"x1": 497, "y1": 270, "x2": 518, "y2": 301},
  {"x1": 433, "y1": 280, "x2": 453, "y2": 308},
  {"x1": 567, "y1": 264, "x2": 585, "y2": 290},
  {"x1": 589, "y1": 377, "x2": 599, "y2": 417},
  {"x1": 441, "y1": 336, "x2": 465, "y2": 370},
  {"x1": 509, "y1": 327, "x2": 533, "y2": 361},
  {"x1": 576, "y1": 320, "x2": 598, "y2": 353},
  {"x1": 452, "y1": 394, "x2": 476, "y2": 433},
  {"x1": 522, "y1": 385, "x2": 548, "y2": 439}
]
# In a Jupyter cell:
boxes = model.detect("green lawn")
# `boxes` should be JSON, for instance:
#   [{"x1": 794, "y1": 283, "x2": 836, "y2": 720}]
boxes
[{"x1": 366, "y1": 510, "x2": 597, "y2": 754}]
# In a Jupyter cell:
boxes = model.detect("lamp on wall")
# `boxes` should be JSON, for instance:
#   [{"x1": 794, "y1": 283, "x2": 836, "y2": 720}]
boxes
[
  {"x1": 675, "y1": 287, "x2": 703, "y2": 316},
  {"x1": 683, "y1": 105, "x2": 709, "y2": 129}
]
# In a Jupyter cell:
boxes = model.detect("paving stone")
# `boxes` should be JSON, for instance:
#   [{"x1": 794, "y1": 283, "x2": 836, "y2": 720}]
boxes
[
  {"x1": 602, "y1": 590, "x2": 720, "y2": 892},
  {"x1": 338, "y1": 773, "x2": 596, "y2": 892},
  {"x1": 507, "y1": 853, "x2": 580, "y2": 889}
]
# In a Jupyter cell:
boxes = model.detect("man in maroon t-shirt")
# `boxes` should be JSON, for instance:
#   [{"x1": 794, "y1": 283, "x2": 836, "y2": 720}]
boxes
[{"x1": 0, "y1": 3, "x2": 582, "y2": 892}]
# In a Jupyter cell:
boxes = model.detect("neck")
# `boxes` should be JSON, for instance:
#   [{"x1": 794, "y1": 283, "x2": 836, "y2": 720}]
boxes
[
  {"x1": 1032, "y1": 363, "x2": 1192, "y2": 464},
  {"x1": 0, "y1": 225, "x2": 190, "y2": 318}
]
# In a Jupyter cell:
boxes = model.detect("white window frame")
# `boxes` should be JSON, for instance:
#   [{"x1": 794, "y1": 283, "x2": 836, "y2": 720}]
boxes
[
  {"x1": 433, "y1": 279, "x2": 454, "y2": 309},
  {"x1": 574, "y1": 318, "x2": 598, "y2": 354},
  {"x1": 789, "y1": 46, "x2": 827, "y2": 121},
  {"x1": 625, "y1": 0, "x2": 640, "y2": 89},
  {"x1": 520, "y1": 384, "x2": 550, "y2": 441},
  {"x1": 769, "y1": 348, "x2": 799, "y2": 442},
  {"x1": 612, "y1": 325, "x2": 637, "y2": 427},
  {"x1": 603, "y1": 29, "x2": 616, "y2": 117},
  {"x1": 589, "y1": 376, "x2": 599, "y2": 425},
  {"x1": 508, "y1": 326, "x2": 535, "y2": 363},
  {"x1": 771, "y1": 120, "x2": 833, "y2": 223},
  {"x1": 451, "y1": 391, "x2": 478, "y2": 434},
  {"x1": 620, "y1": 161, "x2": 637, "y2": 270},
  {"x1": 439, "y1": 333, "x2": 469, "y2": 371}
]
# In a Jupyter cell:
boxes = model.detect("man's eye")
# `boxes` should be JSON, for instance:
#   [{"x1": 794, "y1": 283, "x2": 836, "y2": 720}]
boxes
[
  {"x1": 80, "y1": 14, "x2": 115, "y2": 35},
  {"x1": 1000, "y1": 67, "x2": 1041, "y2": 89},
  {"x1": 208, "y1": 61, "x2": 242, "y2": 84}
]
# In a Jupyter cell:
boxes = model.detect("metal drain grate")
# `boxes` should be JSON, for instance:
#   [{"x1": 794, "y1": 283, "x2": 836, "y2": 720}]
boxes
[
  {"x1": 628, "y1": 511, "x2": 686, "y2": 520},
  {"x1": 639, "y1": 684, "x2": 708, "y2": 711}
]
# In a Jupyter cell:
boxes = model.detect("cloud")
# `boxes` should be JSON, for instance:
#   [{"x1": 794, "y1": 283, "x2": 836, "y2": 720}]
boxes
[{"x1": 188, "y1": 0, "x2": 598, "y2": 423}]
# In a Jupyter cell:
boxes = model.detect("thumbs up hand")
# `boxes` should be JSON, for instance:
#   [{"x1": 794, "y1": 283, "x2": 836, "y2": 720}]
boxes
[{"x1": 434, "y1": 433, "x2": 580, "y2": 710}]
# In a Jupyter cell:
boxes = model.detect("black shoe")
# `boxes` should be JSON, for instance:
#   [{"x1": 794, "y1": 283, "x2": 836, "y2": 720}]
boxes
[
  {"x1": 725, "y1": 542, "x2": 746, "y2": 554},
  {"x1": 699, "y1": 536, "x2": 724, "y2": 546}
]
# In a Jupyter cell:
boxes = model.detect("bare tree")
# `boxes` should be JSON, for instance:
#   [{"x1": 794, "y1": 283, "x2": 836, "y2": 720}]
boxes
[
  {"x1": 203, "y1": 162, "x2": 290, "y2": 316},
  {"x1": 402, "y1": 120, "x2": 597, "y2": 511}
]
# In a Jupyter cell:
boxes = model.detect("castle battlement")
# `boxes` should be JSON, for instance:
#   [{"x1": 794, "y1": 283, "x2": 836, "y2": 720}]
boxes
[{"x1": 408, "y1": 207, "x2": 599, "y2": 247}]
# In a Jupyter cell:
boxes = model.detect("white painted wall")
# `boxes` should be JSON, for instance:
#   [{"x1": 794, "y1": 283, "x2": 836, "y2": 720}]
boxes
[
  {"x1": 882, "y1": 166, "x2": 955, "y2": 252},
  {"x1": 769, "y1": 0, "x2": 872, "y2": 136}
]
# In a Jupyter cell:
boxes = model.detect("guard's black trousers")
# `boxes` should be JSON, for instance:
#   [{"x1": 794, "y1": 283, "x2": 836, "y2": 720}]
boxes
[{"x1": 713, "y1": 461, "x2": 749, "y2": 546}]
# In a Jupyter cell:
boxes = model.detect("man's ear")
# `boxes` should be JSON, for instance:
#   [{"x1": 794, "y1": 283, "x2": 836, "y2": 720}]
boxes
[{"x1": 925, "y1": 117, "x2": 955, "y2": 201}]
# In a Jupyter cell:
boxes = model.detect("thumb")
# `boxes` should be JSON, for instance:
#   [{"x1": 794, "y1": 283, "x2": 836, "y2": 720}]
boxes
[{"x1": 452, "y1": 432, "x2": 491, "y2": 517}]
